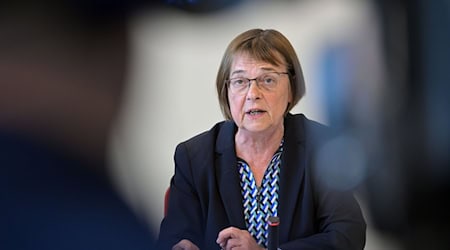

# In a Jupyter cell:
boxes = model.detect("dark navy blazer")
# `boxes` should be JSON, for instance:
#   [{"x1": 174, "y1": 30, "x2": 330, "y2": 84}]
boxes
[{"x1": 157, "y1": 113, "x2": 366, "y2": 249}]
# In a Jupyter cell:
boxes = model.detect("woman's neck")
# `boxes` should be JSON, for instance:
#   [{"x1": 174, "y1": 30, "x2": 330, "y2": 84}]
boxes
[{"x1": 235, "y1": 125, "x2": 284, "y2": 159}]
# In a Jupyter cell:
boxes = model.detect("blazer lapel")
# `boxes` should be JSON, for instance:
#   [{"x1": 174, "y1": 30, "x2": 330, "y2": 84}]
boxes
[
  {"x1": 215, "y1": 121, "x2": 246, "y2": 229},
  {"x1": 278, "y1": 114, "x2": 306, "y2": 242}
]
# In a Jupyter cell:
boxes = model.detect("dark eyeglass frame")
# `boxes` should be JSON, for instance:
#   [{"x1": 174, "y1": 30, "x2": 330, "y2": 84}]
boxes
[{"x1": 226, "y1": 71, "x2": 289, "y2": 94}]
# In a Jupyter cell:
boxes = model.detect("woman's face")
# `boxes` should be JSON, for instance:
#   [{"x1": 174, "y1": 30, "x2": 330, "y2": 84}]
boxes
[{"x1": 228, "y1": 52, "x2": 292, "y2": 135}]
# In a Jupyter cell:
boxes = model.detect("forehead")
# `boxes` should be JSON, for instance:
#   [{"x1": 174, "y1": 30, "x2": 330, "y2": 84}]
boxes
[{"x1": 230, "y1": 52, "x2": 284, "y2": 73}]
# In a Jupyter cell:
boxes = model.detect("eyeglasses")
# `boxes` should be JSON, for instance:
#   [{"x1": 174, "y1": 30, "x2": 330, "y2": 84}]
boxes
[{"x1": 226, "y1": 71, "x2": 289, "y2": 95}]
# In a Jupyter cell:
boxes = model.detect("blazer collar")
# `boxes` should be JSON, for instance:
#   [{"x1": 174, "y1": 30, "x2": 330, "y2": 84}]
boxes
[
  {"x1": 278, "y1": 113, "x2": 307, "y2": 242},
  {"x1": 215, "y1": 121, "x2": 246, "y2": 228}
]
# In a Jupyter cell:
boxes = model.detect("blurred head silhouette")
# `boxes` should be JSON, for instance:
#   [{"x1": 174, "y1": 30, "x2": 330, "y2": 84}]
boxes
[
  {"x1": 0, "y1": 2, "x2": 131, "y2": 167},
  {"x1": 0, "y1": 1, "x2": 159, "y2": 249}
]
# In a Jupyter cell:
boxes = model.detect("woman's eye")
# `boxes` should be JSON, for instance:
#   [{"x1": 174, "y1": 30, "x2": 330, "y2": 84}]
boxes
[
  {"x1": 264, "y1": 77, "x2": 275, "y2": 84},
  {"x1": 233, "y1": 79, "x2": 245, "y2": 85}
]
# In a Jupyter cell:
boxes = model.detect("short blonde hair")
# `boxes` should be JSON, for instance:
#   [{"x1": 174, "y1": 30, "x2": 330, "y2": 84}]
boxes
[{"x1": 216, "y1": 29, "x2": 306, "y2": 120}]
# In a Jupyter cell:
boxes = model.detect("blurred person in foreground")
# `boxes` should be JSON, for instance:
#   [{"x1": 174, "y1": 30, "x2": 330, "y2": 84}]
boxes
[
  {"x1": 157, "y1": 29, "x2": 366, "y2": 250},
  {"x1": 0, "y1": 2, "x2": 156, "y2": 249}
]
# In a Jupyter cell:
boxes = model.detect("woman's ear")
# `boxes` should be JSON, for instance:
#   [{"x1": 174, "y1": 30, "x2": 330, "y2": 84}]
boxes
[{"x1": 284, "y1": 102, "x2": 291, "y2": 116}]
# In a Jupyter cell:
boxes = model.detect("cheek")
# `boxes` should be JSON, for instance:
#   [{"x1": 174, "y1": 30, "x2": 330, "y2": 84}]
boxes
[
  {"x1": 228, "y1": 95, "x2": 245, "y2": 117},
  {"x1": 271, "y1": 92, "x2": 290, "y2": 112}
]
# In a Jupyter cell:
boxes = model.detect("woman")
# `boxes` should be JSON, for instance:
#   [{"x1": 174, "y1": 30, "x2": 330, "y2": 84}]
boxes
[{"x1": 157, "y1": 29, "x2": 366, "y2": 250}]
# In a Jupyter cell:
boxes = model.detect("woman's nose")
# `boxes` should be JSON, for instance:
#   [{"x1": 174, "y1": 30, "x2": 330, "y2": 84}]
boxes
[{"x1": 246, "y1": 79, "x2": 262, "y2": 99}]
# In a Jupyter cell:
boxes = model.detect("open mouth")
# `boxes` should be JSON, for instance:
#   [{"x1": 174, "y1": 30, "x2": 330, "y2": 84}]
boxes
[{"x1": 246, "y1": 109, "x2": 266, "y2": 115}]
